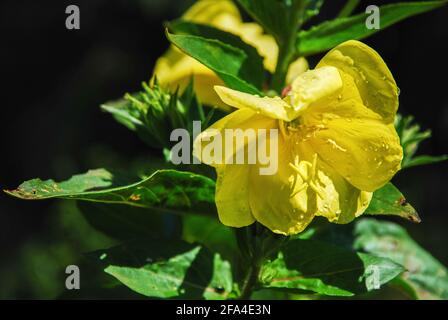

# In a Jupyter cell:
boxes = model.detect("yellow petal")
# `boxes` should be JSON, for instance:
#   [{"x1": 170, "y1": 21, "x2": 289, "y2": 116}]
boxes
[
  {"x1": 288, "y1": 142, "x2": 372, "y2": 225},
  {"x1": 286, "y1": 57, "x2": 309, "y2": 84},
  {"x1": 152, "y1": 47, "x2": 230, "y2": 109},
  {"x1": 215, "y1": 164, "x2": 255, "y2": 227},
  {"x1": 183, "y1": 0, "x2": 241, "y2": 25},
  {"x1": 193, "y1": 108, "x2": 276, "y2": 168},
  {"x1": 287, "y1": 66, "x2": 343, "y2": 116},
  {"x1": 235, "y1": 22, "x2": 278, "y2": 72},
  {"x1": 198, "y1": 105, "x2": 275, "y2": 228},
  {"x1": 317, "y1": 40, "x2": 398, "y2": 122},
  {"x1": 313, "y1": 158, "x2": 373, "y2": 224},
  {"x1": 308, "y1": 100, "x2": 403, "y2": 191},
  {"x1": 214, "y1": 86, "x2": 295, "y2": 121},
  {"x1": 248, "y1": 136, "x2": 316, "y2": 235},
  {"x1": 187, "y1": 0, "x2": 278, "y2": 73}
]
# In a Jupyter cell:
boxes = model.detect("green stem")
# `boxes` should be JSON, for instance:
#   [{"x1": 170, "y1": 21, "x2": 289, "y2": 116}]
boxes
[
  {"x1": 235, "y1": 225, "x2": 288, "y2": 300},
  {"x1": 239, "y1": 264, "x2": 261, "y2": 300},
  {"x1": 235, "y1": 225, "x2": 261, "y2": 300},
  {"x1": 271, "y1": 38, "x2": 296, "y2": 92},
  {"x1": 271, "y1": 1, "x2": 305, "y2": 92}
]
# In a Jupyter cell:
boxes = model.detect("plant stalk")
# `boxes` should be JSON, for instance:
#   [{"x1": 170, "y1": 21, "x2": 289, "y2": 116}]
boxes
[
  {"x1": 271, "y1": 38, "x2": 296, "y2": 92},
  {"x1": 271, "y1": 1, "x2": 305, "y2": 92},
  {"x1": 239, "y1": 263, "x2": 261, "y2": 300}
]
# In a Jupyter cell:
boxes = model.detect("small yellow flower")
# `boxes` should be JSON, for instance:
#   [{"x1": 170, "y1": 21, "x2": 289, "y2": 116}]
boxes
[
  {"x1": 152, "y1": 0, "x2": 306, "y2": 109},
  {"x1": 194, "y1": 40, "x2": 403, "y2": 235}
]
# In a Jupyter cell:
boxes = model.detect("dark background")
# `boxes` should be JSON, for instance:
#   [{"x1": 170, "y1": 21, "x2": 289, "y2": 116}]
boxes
[{"x1": 0, "y1": 0, "x2": 447, "y2": 298}]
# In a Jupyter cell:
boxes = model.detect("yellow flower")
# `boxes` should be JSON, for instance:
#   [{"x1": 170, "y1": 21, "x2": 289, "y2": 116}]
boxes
[
  {"x1": 194, "y1": 40, "x2": 403, "y2": 235},
  {"x1": 152, "y1": 0, "x2": 307, "y2": 109}
]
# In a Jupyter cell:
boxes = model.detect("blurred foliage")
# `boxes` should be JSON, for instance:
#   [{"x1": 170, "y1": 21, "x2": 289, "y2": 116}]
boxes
[
  {"x1": 395, "y1": 114, "x2": 448, "y2": 169},
  {"x1": 0, "y1": 201, "x2": 114, "y2": 299}
]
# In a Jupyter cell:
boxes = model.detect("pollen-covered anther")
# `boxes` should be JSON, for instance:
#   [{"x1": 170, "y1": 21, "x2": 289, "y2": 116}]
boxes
[
  {"x1": 288, "y1": 154, "x2": 325, "y2": 200},
  {"x1": 281, "y1": 85, "x2": 292, "y2": 98}
]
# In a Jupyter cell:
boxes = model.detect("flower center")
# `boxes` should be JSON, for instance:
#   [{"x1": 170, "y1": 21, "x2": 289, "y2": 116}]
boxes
[{"x1": 278, "y1": 118, "x2": 327, "y2": 142}]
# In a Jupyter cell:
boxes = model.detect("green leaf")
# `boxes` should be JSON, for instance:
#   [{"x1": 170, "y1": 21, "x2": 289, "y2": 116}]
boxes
[
  {"x1": 5, "y1": 169, "x2": 217, "y2": 217},
  {"x1": 166, "y1": 31, "x2": 262, "y2": 95},
  {"x1": 5, "y1": 169, "x2": 115, "y2": 197},
  {"x1": 78, "y1": 202, "x2": 182, "y2": 241},
  {"x1": 297, "y1": 1, "x2": 447, "y2": 56},
  {"x1": 182, "y1": 215, "x2": 238, "y2": 262},
  {"x1": 259, "y1": 239, "x2": 404, "y2": 296},
  {"x1": 395, "y1": 114, "x2": 431, "y2": 160},
  {"x1": 236, "y1": 0, "x2": 305, "y2": 42},
  {"x1": 168, "y1": 20, "x2": 265, "y2": 86},
  {"x1": 365, "y1": 183, "x2": 421, "y2": 223},
  {"x1": 354, "y1": 219, "x2": 448, "y2": 299},
  {"x1": 92, "y1": 240, "x2": 233, "y2": 299},
  {"x1": 395, "y1": 114, "x2": 448, "y2": 169},
  {"x1": 101, "y1": 98, "x2": 141, "y2": 132},
  {"x1": 101, "y1": 97, "x2": 163, "y2": 149},
  {"x1": 303, "y1": 0, "x2": 325, "y2": 22},
  {"x1": 403, "y1": 155, "x2": 448, "y2": 169}
]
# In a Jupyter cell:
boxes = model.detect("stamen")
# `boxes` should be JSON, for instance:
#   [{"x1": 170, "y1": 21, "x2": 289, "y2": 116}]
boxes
[
  {"x1": 311, "y1": 154, "x2": 317, "y2": 180},
  {"x1": 309, "y1": 181, "x2": 325, "y2": 199},
  {"x1": 279, "y1": 120, "x2": 289, "y2": 139},
  {"x1": 289, "y1": 162, "x2": 307, "y2": 181},
  {"x1": 289, "y1": 153, "x2": 325, "y2": 200},
  {"x1": 290, "y1": 182, "x2": 308, "y2": 198}
]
